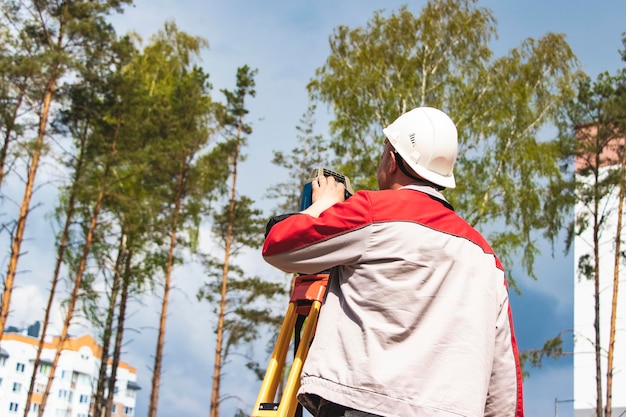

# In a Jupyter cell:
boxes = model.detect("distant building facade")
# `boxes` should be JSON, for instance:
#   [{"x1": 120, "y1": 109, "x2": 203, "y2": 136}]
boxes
[
  {"x1": 574, "y1": 132, "x2": 625, "y2": 416},
  {"x1": 0, "y1": 324, "x2": 140, "y2": 417}
]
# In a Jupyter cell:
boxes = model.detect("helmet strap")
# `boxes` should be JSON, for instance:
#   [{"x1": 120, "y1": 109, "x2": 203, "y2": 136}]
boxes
[{"x1": 394, "y1": 151, "x2": 445, "y2": 191}]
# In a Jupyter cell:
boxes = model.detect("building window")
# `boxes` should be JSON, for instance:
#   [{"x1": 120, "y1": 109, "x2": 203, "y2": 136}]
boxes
[
  {"x1": 58, "y1": 389, "x2": 73, "y2": 401},
  {"x1": 80, "y1": 373, "x2": 92, "y2": 385},
  {"x1": 124, "y1": 406, "x2": 134, "y2": 415},
  {"x1": 9, "y1": 402, "x2": 19, "y2": 412},
  {"x1": 31, "y1": 403, "x2": 40, "y2": 413},
  {"x1": 55, "y1": 410, "x2": 69, "y2": 417},
  {"x1": 16, "y1": 362, "x2": 25, "y2": 373},
  {"x1": 12, "y1": 382, "x2": 21, "y2": 392},
  {"x1": 0, "y1": 356, "x2": 6, "y2": 366},
  {"x1": 35, "y1": 383, "x2": 45, "y2": 393},
  {"x1": 79, "y1": 394, "x2": 90, "y2": 404},
  {"x1": 71, "y1": 371, "x2": 91, "y2": 386},
  {"x1": 112, "y1": 405, "x2": 117, "y2": 413},
  {"x1": 38, "y1": 363, "x2": 50, "y2": 375}
]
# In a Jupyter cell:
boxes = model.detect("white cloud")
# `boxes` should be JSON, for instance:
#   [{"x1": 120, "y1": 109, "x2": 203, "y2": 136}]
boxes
[{"x1": 9, "y1": 285, "x2": 61, "y2": 330}]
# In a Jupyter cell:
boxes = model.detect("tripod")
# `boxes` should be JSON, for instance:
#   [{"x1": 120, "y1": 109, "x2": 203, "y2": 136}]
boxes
[
  {"x1": 252, "y1": 167, "x2": 351, "y2": 417},
  {"x1": 250, "y1": 273, "x2": 329, "y2": 417}
]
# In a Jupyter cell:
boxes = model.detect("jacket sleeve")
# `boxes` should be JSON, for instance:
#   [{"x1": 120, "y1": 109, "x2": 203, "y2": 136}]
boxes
[
  {"x1": 484, "y1": 283, "x2": 524, "y2": 417},
  {"x1": 262, "y1": 191, "x2": 373, "y2": 274}
]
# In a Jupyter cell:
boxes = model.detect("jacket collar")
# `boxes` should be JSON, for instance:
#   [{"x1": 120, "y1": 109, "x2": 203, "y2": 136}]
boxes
[{"x1": 400, "y1": 183, "x2": 454, "y2": 211}]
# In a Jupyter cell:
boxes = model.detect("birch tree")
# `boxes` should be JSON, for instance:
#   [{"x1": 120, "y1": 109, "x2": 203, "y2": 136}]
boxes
[
  {"x1": 306, "y1": 0, "x2": 582, "y2": 287},
  {"x1": 296, "y1": 0, "x2": 586, "y2": 379}
]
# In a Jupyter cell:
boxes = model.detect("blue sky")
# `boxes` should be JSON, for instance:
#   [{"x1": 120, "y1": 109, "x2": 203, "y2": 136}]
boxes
[{"x1": 5, "y1": 1, "x2": 626, "y2": 417}]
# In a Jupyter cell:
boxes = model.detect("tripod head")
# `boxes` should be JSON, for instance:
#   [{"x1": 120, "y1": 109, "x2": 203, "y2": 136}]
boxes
[{"x1": 299, "y1": 168, "x2": 354, "y2": 210}]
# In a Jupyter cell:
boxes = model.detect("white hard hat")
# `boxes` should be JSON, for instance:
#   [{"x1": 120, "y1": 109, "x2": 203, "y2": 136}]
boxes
[{"x1": 382, "y1": 107, "x2": 458, "y2": 188}]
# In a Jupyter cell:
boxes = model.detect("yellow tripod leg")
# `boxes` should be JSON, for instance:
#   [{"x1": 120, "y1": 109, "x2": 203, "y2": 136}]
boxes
[
  {"x1": 251, "y1": 300, "x2": 322, "y2": 417},
  {"x1": 251, "y1": 273, "x2": 328, "y2": 417},
  {"x1": 277, "y1": 299, "x2": 322, "y2": 417},
  {"x1": 252, "y1": 302, "x2": 298, "y2": 416}
]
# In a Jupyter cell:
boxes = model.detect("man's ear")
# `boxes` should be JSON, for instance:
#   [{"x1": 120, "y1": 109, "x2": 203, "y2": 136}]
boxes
[{"x1": 388, "y1": 150, "x2": 399, "y2": 173}]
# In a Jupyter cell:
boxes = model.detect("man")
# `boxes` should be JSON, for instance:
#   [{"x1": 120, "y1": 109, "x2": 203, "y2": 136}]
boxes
[{"x1": 262, "y1": 107, "x2": 524, "y2": 417}]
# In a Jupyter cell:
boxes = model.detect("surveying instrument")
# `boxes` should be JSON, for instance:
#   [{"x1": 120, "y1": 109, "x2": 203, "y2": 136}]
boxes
[{"x1": 251, "y1": 168, "x2": 354, "y2": 417}]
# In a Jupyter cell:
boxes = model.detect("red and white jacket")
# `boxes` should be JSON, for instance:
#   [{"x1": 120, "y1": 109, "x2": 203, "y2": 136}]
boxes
[{"x1": 262, "y1": 184, "x2": 524, "y2": 417}]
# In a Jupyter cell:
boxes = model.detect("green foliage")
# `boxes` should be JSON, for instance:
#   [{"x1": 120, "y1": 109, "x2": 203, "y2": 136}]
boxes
[
  {"x1": 577, "y1": 253, "x2": 594, "y2": 282},
  {"x1": 519, "y1": 334, "x2": 564, "y2": 379},
  {"x1": 274, "y1": 0, "x2": 600, "y2": 383},
  {"x1": 0, "y1": 20, "x2": 28, "y2": 186},
  {"x1": 233, "y1": 409, "x2": 248, "y2": 417},
  {"x1": 307, "y1": 0, "x2": 582, "y2": 284},
  {"x1": 50, "y1": 26, "x2": 234, "y2": 417},
  {"x1": 211, "y1": 196, "x2": 266, "y2": 250},
  {"x1": 218, "y1": 65, "x2": 257, "y2": 139},
  {"x1": 563, "y1": 71, "x2": 625, "y2": 250},
  {"x1": 197, "y1": 256, "x2": 286, "y2": 363},
  {"x1": 209, "y1": 64, "x2": 263, "y2": 250},
  {"x1": 308, "y1": 0, "x2": 496, "y2": 190},
  {"x1": 0, "y1": 0, "x2": 134, "y2": 189}
]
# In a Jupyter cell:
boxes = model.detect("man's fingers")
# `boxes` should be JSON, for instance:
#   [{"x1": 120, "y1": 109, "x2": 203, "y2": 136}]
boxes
[{"x1": 318, "y1": 175, "x2": 332, "y2": 185}]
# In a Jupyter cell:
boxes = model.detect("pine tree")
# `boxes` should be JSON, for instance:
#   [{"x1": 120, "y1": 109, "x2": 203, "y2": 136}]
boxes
[
  {"x1": 199, "y1": 65, "x2": 285, "y2": 417},
  {"x1": 0, "y1": 0, "x2": 132, "y2": 347},
  {"x1": 122, "y1": 22, "x2": 225, "y2": 417},
  {"x1": 564, "y1": 64, "x2": 625, "y2": 417}
]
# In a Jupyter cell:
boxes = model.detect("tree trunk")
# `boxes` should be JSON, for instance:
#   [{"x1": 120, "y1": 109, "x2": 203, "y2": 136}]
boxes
[
  {"x1": 210, "y1": 140, "x2": 240, "y2": 417},
  {"x1": 0, "y1": 92, "x2": 23, "y2": 188},
  {"x1": 95, "y1": 233, "x2": 126, "y2": 417},
  {"x1": 604, "y1": 157, "x2": 625, "y2": 417},
  {"x1": 22, "y1": 123, "x2": 88, "y2": 417},
  {"x1": 148, "y1": 169, "x2": 185, "y2": 417},
  {"x1": 592, "y1": 162, "x2": 604, "y2": 417},
  {"x1": 105, "y1": 250, "x2": 132, "y2": 417},
  {"x1": 0, "y1": 75, "x2": 55, "y2": 343},
  {"x1": 37, "y1": 162, "x2": 109, "y2": 417}
]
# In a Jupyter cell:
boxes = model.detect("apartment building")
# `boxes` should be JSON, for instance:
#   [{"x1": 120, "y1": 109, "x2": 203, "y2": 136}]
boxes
[{"x1": 0, "y1": 324, "x2": 140, "y2": 417}]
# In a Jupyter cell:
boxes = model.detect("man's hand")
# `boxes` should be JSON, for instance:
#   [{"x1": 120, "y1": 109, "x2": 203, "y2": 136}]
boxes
[{"x1": 301, "y1": 175, "x2": 346, "y2": 218}]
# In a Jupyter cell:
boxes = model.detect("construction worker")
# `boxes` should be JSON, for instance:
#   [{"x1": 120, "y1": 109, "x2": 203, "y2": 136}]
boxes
[{"x1": 262, "y1": 107, "x2": 524, "y2": 417}]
